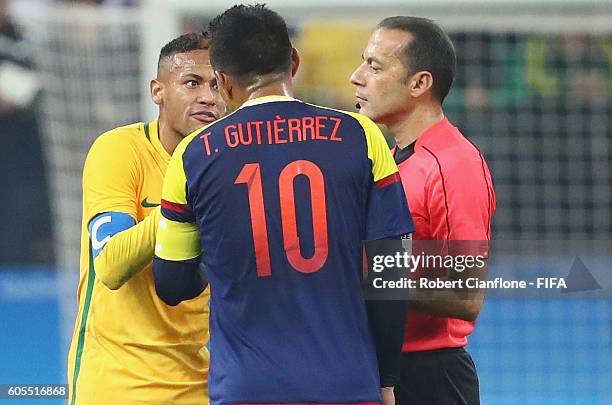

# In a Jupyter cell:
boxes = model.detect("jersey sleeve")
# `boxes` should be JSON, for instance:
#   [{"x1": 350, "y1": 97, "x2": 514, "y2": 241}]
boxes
[
  {"x1": 348, "y1": 112, "x2": 414, "y2": 240},
  {"x1": 93, "y1": 208, "x2": 160, "y2": 289},
  {"x1": 155, "y1": 137, "x2": 201, "y2": 262},
  {"x1": 83, "y1": 131, "x2": 163, "y2": 287},
  {"x1": 82, "y1": 132, "x2": 140, "y2": 223},
  {"x1": 426, "y1": 154, "x2": 496, "y2": 241}
]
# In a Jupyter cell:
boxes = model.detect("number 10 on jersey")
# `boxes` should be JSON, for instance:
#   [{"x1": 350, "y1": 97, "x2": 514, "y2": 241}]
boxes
[{"x1": 234, "y1": 160, "x2": 329, "y2": 277}]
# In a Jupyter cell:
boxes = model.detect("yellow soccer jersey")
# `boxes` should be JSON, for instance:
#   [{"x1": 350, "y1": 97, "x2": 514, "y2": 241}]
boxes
[{"x1": 67, "y1": 120, "x2": 210, "y2": 405}]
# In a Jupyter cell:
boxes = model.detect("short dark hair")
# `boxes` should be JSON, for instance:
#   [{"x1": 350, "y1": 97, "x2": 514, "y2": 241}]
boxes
[
  {"x1": 158, "y1": 31, "x2": 211, "y2": 71},
  {"x1": 377, "y1": 16, "x2": 456, "y2": 102},
  {"x1": 208, "y1": 4, "x2": 292, "y2": 79}
]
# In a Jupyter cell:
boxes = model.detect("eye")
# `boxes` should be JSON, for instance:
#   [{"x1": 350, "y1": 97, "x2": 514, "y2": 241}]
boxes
[
  {"x1": 211, "y1": 80, "x2": 219, "y2": 91},
  {"x1": 185, "y1": 80, "x2": 199, "y2": 88},
  {"x1": 366, "y1": 58, "x2": 381, "y2": 73}
]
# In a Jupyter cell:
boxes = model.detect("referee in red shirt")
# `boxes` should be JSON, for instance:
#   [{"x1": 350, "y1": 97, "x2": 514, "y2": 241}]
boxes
[{"x1": 351, "y1": 17, "x2": 496, "y2": 405}]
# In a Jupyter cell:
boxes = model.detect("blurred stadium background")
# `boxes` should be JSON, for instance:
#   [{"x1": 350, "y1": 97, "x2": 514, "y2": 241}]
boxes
[{"x1": 0, "y1": 0, "x2": 611, "y2": 403}]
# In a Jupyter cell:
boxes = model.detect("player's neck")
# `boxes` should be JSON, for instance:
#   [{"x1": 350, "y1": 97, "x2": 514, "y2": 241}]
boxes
[
  {"x1": 157, "y1": 118, "x2": 182, "y2": 155},
  {"x1": 242, "y1": 72, "x2": 293, "y2": 104},
  {"x1": 388, "y1": 104, "x2": 444, "y2": 149}
]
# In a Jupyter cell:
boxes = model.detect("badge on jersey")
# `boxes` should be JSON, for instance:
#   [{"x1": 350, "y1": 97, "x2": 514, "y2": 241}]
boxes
[{"x1": 88, "y1": 212, "x2": 136, "y2": 257}]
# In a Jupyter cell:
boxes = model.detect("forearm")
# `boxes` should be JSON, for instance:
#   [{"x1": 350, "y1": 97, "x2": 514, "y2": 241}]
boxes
[
  {"x1": 152, "y1": 256, "x2": 206, "y2": 306},
  {"x1": 410, "y1": 296, "x2": 484, "y2": 321},
  {"x1": 365, "y1": 298, "x2": 409, "y2": 387},
  {"x1": 153, "y1": 201, "x2": 204, "y2": 306},
  {"x1": 95, "y1": 208, "x2": 160, "y2": 290},
  {"x1": 363, "y1": 235, "x2": 410, "y2": 388},
  {"x1": 409, "y1": 261, "x2": 487, "y2": 321}
]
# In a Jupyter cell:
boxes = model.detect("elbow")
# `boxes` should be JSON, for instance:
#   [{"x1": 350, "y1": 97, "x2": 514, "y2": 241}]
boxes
[
  {"x1": 152, "y1": 258, "x2": 180, "y2": 306},
  {"x1": 97, "y1": 271, "x2": 125, "y2": 290},
  {"x1": 95, "y1": 259, "x2": 127, "y2": 290},
  {"x1": 456, "y1": 299, "x2": 484, "y2": 322},
  {"x1": 93, "y1": 252, "x2": 126, "y2": 290},
  {"x1": 152, "y1": 256, "x2": 202, "y2": 307},
  {"x1": 101, "y1": 280, "x2": 121, "y2": 291},
  {"x1": 458, "y1": 310, "x2": 478, "y2": 322},
  {"x1": 153, "y1": 277, "x2": 205, "y2": 307},
  {"x1": 156, "y1": 291, "x2": 182, "y2": 307}
]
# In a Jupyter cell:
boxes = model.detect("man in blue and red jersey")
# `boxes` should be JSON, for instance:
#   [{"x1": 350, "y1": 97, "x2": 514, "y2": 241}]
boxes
[
  {"x1": 351, "y1": 17, "x2": 496, "y2": 405},
  {"x1": 152, "y1": 5, "x2": 414, "y2": 405}
]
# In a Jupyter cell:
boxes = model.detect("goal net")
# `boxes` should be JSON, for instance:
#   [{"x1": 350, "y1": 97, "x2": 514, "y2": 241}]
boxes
[
  {"x1": 14, "y1": 4, "x2": 142, "y2": 274},
  {"x1": 12, "y1": 2, "x2": 143, "y2": 373}
]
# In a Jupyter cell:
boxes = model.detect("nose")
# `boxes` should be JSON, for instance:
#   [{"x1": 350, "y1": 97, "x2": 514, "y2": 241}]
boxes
[
  {"x1": 350, "y1": 64, "x2": 365, "y2": 87},
  {"x1": 195, "y1": 85, "x2": 216, "y2": 105}
]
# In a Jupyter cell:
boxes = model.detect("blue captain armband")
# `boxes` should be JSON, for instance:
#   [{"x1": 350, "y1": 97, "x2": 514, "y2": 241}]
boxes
[{"x1": 88, "y1": 212, "x2": 136, "y2": 258}]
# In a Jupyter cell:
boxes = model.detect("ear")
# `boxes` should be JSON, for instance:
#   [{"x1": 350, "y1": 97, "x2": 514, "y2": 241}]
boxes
[
  {"x1": 290, "y1": 47, "x2": 300, "y2": 78},
  {"x1": 409, "y1": 71, "x2": 433, "y2": 98},
  {"x1": 150, "y1": 79, "x2": 163, "y2": 106},
  {"x1": 215, "y1": 70, "x2": 232, "y2": 99}
]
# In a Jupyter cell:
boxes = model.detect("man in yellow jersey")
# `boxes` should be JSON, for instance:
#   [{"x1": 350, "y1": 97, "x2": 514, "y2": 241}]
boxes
[{"x1": 67, "y1": 32, "x2": 226, "y2": 405}]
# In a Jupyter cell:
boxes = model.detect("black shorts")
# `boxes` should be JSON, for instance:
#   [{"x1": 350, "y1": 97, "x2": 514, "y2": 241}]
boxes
[{"x1": 394, "y1": 347, "x2": 480, "y2": 405}]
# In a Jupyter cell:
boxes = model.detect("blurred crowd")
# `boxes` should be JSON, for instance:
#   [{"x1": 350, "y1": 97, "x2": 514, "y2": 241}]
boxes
[{"x1": 0, "y1": 0, "x2": 50, "y2": 264}]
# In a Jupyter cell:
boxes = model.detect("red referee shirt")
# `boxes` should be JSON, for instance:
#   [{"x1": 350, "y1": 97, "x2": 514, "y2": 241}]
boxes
[{"x1": 394, "y1": 117, "x2": 496, "y2": 352}]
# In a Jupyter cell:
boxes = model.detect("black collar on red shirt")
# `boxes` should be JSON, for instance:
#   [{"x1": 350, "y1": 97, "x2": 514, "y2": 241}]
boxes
[{"x1": 393, "y1": 142, "x2": 415, "y2": 165}]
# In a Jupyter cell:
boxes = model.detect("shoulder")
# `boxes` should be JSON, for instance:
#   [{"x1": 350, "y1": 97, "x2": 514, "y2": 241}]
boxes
[
  {"x1": 412, "y1": 125, "x2": 493, "y2": 206},
  {"x1": 174, "y1": 121, "x2": 217, "y2": 159},
  {"x1": 89, "y1": 122, "x2": 146, "y2": 155},
  {"x1": 296, "y1": 99, "x2": 373, "y2": 128},
  {"x1": 85, "y1": 122, "x2": 147, "y2": 170},
  {"x1": 311, "y1": 103, "x2": 376, "y2": 129},
  {"x1": 417, "y1": 123, "x2": 487, "y2": 177}
]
